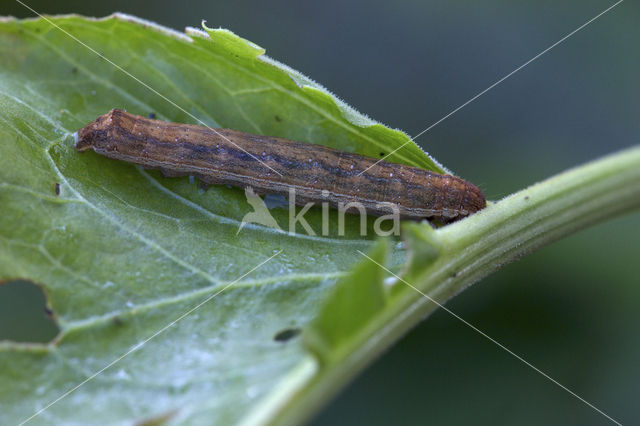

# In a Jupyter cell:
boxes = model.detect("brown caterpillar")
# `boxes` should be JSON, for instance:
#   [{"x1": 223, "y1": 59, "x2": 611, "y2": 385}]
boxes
[{"x1": 74, "y1": 109, "x2": 486, "y2": 222}]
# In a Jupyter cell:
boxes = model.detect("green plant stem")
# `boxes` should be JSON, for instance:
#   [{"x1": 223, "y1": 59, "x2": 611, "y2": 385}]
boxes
[{"x1": 267, "y1": 145, "x2": 640, "y2": 426}]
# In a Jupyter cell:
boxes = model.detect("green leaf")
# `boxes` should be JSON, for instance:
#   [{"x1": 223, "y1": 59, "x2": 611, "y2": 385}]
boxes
[
  {"x1": 304, "y1": 239, "x2": 389, "y2": 361},
  {"x1": 0, "y1": 13, "x2": 426, "y2": 425}
]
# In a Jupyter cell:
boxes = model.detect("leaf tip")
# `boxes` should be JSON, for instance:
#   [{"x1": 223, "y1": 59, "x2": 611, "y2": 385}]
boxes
[
  {"x1": 200, "y1": 22, "x2": 266, "y2": 59},
  {"x1": 400, "y1": 222, "x2": 443, "y2": 280}
]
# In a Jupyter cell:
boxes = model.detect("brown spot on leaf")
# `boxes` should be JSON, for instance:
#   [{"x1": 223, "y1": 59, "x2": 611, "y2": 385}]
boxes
[{"x1": 274, "y1": 327, "x2": 302, "y2": 342}]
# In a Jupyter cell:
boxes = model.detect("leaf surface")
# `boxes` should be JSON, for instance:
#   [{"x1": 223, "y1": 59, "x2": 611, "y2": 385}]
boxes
[{"x1": 0, "y1": 14, "x2": 439, "y2": 424}]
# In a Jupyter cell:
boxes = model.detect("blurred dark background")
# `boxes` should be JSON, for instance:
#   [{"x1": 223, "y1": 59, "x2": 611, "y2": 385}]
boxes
[{"x1": 2, "y1": 0, "x2": 639, "y2": 424}]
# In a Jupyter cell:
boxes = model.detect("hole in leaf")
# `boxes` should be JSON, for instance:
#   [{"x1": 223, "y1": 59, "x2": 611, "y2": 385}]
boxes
[
  {"x1": 0, "y1": 279, "x2": 60, "y2": 343},
  {"x1": 273, "y1": 327, "x2": 302, "y2": 342}
]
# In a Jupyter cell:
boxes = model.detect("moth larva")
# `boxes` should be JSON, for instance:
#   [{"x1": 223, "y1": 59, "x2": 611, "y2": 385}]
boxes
[{"x1": 75, "y1": 109, "x2": 486, "y2": 222}]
